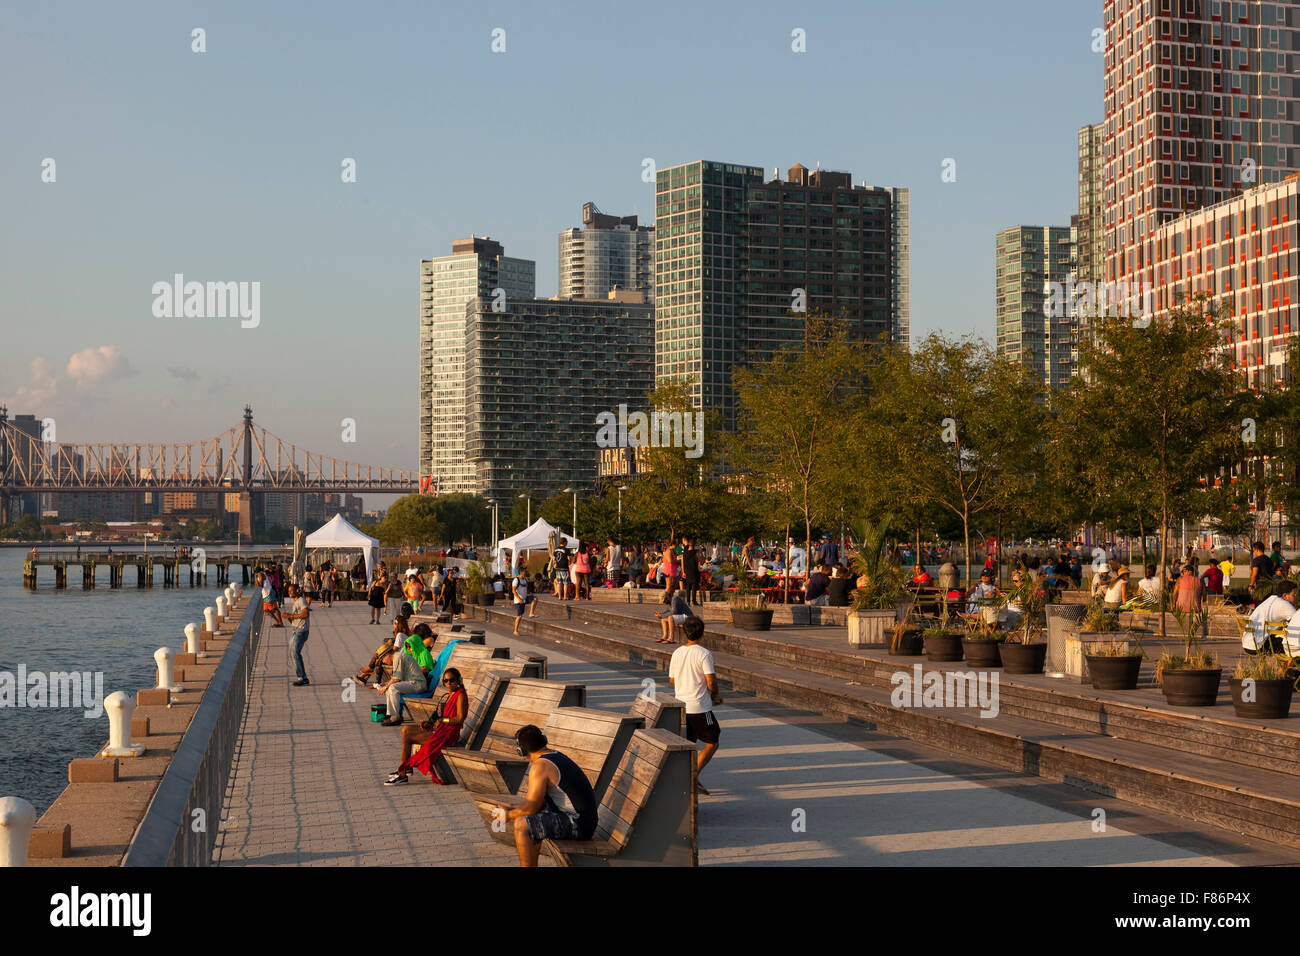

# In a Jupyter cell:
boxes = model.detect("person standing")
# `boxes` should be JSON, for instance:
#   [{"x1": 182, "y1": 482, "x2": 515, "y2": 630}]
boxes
[
  {"x1": 320, "y1": 564, "x2": 335, "y2": 608},
  {"x1": 512, "y1": 565, "x2": 536, "y2": 635},
  {"x1": 552, "y1": 545, "x2": 571, "y2": 600},
  {"x1": 605, "y1": 537, "x2": 623, "y2": 588},
  {"x1": 574, "y1": 544, "x2": 592, "y2": 600},
  {"x1": 1173, "y1": 563, "x2": 1203, "y2": 614},
  {"x1": 680, "y1": 536, "x2": 701, "y2": 606},
  {"x1": 367, "y1": 573, "x2": 386, "y2": 624},
  {"x1": 283, "y1": 584, "x2": 312, "y2": 686},
  {"x1": 1249, "y1": 540, "x2": 1276, "y2": 602},
  {"x1": 668, "y1": 618, "x2": 721, "y2": 795}
]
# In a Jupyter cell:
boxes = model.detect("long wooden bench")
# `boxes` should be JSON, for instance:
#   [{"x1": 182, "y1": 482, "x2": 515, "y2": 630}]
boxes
[
  {"x1": 404, "y1": 654, "x2": 532, "y2": 726},
  {"x1": 471, "y1": 728, "x2": 697, "y2": 867},
  {"x1": 441, "y1": 678, "x2": 586, "y2": 791},
  {"x1": 469, "y1": 705, "x2": 645, "y2": 818},
  {"x1": 631, "y1": 693, "x2": 685, "y2": 736}
]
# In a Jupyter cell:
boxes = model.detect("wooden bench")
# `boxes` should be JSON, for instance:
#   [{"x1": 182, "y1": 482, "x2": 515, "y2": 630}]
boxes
[
  {"x1": 472, "y1": 728, "x2": 697, "y2": 867},
  {"x1": 630, "y1": 692, "x2": 685, "y2": 736},
  {"x1": 470, "y1": 705, "x2": 645, "y2": 827},
  {"x1": 441, "y1": 678, "x2": 586, "y2": 791},
  {"x1": 404, "y1": 653, "x2": 531, "y2": 726}
]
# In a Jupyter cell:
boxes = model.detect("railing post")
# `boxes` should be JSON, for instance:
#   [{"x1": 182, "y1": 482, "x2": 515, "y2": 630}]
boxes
[
  {"x1": 0, "y1": 796, "x2": 36, "y2": 867},
  {"x1": 102, "y1": 691, "x2": 146, "y2": 757},
  {"x1": 154, "y1": 646, "x2": 183, "y2": 693}
]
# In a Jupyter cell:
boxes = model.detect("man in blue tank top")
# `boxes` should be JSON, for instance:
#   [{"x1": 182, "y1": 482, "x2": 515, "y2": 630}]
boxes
[{"x1": 500, "y1": 724, "x2": 598, "y2": 867}]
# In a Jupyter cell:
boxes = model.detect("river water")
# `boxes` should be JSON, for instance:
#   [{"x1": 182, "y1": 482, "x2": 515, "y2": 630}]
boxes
[{"x1": 0, "y1": 545, "x2": 260, "y2": 815}]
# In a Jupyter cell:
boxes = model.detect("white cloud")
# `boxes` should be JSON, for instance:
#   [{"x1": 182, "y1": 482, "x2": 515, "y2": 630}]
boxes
[
  {"x1": 3, "y1": 356, "x2": 59, "y2": 411},
  {"x1": 66, "y1": 345, "x2": 135, "y2": 390}
]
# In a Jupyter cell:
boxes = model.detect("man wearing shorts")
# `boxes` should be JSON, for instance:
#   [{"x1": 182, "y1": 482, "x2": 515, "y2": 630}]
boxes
[
  {"x1": 668, "y1": 617, "x2": 721, "y2": 794},
  {"x1": 512, "y1": 566, "x2": 536, "y2": 635},
  {"x1": 499, "y1": 724, "x2": 598, "y2": 867}
]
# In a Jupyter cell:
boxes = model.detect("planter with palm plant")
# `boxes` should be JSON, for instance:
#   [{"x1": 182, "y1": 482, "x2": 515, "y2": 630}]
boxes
[
  {"x1": 887, "y1": 592, "x2": 925, "y2": 655},
  {"x1": 462, "y1": 558, "x2": 494, "y2": 606},
  {"x1": 723, "y1": 558, "x2": 773, "y2": 630},
  {"x1": 1156, "y1": 606, "x2": 1221, "y2": 706},
  {"x1": 847, "y1": 515, "x2": 904, "y2": 646},
  {"x1": 961, "y1": 614, "x2": 1004, "y2": 667},
  {"x1": 999, "y1": 575, "x2": 1052, "y2": 674}
]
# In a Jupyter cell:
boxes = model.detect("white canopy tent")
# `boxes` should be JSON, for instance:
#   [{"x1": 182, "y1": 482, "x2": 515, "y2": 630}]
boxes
[
  {"x1": 305, "y1": 513, "x2": 380, "y2": 586},
  {"x1": 497, "y1": 518, "x2": 578, "y2": 572}
]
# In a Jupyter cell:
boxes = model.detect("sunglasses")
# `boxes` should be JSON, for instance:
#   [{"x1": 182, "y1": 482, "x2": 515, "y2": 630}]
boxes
[{"x1": 443, "y1": 678, "x2": 457, "y2": 685}]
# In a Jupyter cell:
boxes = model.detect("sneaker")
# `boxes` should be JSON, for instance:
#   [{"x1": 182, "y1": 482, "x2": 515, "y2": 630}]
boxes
[
  {"x1": 384, "y1": 773, "x2": 408, "y2": 786},
  {"x1": 293, "y1": 678, "x2": 310, "y2": 686}
]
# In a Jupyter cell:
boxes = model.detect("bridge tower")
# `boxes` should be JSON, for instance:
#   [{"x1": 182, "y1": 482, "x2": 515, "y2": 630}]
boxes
[{"x1": 0, "y1": 405, "x2": 9, "y2": 526}]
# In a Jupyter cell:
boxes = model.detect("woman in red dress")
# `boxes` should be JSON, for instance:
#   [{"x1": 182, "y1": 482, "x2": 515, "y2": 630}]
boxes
[{"x1": 384, "y1": 668, "x2": 467, "y2": 786}]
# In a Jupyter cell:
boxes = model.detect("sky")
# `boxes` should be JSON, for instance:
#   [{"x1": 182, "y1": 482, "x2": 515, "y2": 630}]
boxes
[{"x1": 0, "y1": 0, "x2": 1103, "y2": 506}]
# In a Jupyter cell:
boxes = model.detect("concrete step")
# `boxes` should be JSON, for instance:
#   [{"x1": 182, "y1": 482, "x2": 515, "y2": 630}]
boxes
[{"x1": 466, "y1": 603, "x2": 1300, "y2": 848}]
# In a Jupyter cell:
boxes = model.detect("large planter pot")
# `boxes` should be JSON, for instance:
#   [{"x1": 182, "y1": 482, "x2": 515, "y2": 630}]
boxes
[
  {"x1": 730, "y1": 608, "x2": 773, "y2": 631},
  {"x1": 961, "y1": 638, "x2": 1003, "y2": 668},
  {"x1": 1085, "y1": 655, "x2": 1142, "y2": 690},
  {"x1": 848, "y1": 609, "x2": 894, "y2": 647},
  {"x1": 923, "y1": 633, "x2": 964, "y2": 662},
  {"x1": 888, "y1": 628, "x2": 925, "y2": 656},
  {"x1": 1229, "y1": 677, "x2": 1294, "y2": 719},
  {"x1": 481, "y1": 592, "x2": 496, "y2": 606},
  {"x1": 1159, "y1": 668, "x2": 1222, "y2": 707},
  {"x1": 1000, "y1": 642, "x2": 1047, "y2": 674},
  {"x1": 463, "y1": 592, "x2": 481, "y2": 606}
]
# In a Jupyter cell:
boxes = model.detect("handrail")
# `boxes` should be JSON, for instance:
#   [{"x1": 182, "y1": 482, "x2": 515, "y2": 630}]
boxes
[{"x1": 121, "y1": 599, "x2": 263, "y2": 866}]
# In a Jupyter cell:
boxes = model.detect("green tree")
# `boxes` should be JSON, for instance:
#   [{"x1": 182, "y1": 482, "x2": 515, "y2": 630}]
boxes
[
  {"x1": 378, "y1": 495, "x2": 445, "y2": 548},
  {"x1": 867, "y1": 333, "x2": 1046, "y2": 589},
  {"x1": 732, "y1": 317, "x2": 867, "y2": 566},
  {"x1": 1062, "y1": 295, "x2": 1244, "y2": 636}
]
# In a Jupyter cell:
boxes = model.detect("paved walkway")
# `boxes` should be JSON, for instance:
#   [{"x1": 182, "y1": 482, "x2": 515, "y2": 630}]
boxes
[{"x1": 214, "y1": 602, "x2": 1296, "y2": 866}]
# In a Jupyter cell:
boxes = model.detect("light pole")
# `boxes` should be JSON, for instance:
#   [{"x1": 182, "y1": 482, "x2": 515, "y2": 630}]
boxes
[
  {"x1": 518, "y1": 492, "x2": 531, "y2": 527},
  {"x1": 562, "y1": 487, "x2": 577, "y2": 540},
  {"x1": 617, "y1": 485, "x2": 629, "y2": 534}
]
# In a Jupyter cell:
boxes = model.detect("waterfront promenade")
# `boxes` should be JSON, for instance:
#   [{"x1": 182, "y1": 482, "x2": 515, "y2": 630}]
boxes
[{"x1": 211, "y1": 601, "x2": 1297, "y2": 866}]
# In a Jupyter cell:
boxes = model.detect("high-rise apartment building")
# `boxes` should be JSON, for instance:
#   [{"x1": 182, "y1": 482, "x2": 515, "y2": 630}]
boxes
[
  {"x1": 995, "y1": 225, "x2": 1075, "y2": 391},
  {"x1": 419, "y1": 237, "x2": 535, "y2": 492},
  {"x1": 463, "y1": 292, "x2": 654, "y2": 501},
  {"x1": 558, "y1": 203, "x2": 654, "y2": 301},
  {"x1": 741, "y1": 165, "x2": 905, "y2": 360},
  {"x1": 655, "y1": 160, "x2": 909, "y2": 427},
  {"x1": 655, "y1": 160, "x2": 765, "y2": 428},
  {"x1": 1103, "y1": 0, "x2": 1300, "y2": 293},
  {"x1": 1077, "y1": 123, "x2": 1106, "y2": 291},
  {"x1": 1145, "y1": 176, "x2": 1299, "y2": 387}
]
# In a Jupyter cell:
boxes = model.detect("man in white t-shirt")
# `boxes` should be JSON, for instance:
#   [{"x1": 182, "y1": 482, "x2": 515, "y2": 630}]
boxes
[
  {"x1": 668, "y1": 618, "x2": 721, "y2": 795},
  {"x1": 1247, "y1": 581, "x2": 1297, "y2": 653},
  {"x1": 512, "y1": 567, "x2": 536, "y2": 635}
]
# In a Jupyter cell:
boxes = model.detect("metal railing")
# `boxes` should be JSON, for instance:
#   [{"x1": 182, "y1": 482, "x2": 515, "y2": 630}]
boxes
[{"x1": 121, "y1": 599, "x2": 264, "y2": 867}]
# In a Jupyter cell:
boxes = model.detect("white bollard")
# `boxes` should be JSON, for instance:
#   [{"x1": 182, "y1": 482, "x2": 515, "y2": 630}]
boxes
[
  {"x1": 0, "y1": 797, "x2": 36, "y2": 867},
  {"x1": 233, "y1": 583, "x2": 243, "y2": 604},
  {"x1": 154, "y1": 646, "x2": 183, "y2": 694},
  {"x1": 215, "y1": 595, "x2": 228, "y2": 623},
  {"x1": 203, "y1": 605, "x2": 216, "y2": 637},
  {"x1": 101, "y1": 691, "x2": 145, "y2": 758},
  {"x1": 184, "y1": 622, "x2": 205, "y2": 660},
  {"x1": 224, "y1": 585, "x2": 236, "y2": 609}
]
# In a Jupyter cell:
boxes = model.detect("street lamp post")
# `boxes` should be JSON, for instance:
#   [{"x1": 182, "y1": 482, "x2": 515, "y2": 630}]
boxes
[
  {"x1": 617, "y1": 485, "x2": 629, "y2": 534},
  {"x1": 562, "y1": 487, "x2": 577, "y2": 540},
  {"x1": 518, "y1": 493, "x2": 531, "y2": 527}
]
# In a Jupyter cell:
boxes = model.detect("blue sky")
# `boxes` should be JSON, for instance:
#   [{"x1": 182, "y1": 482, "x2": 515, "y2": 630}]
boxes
[{"x1": 0, "y1": 0, "x2": 1102, "y2": 491}]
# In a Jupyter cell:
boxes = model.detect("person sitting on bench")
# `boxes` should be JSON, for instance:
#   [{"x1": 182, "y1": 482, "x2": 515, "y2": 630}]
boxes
[
  {"x1": 1246, "y1": 580, "x2": 1297, "y2": 654},
  {"x1": 375, "y1": 625, "x2": 428, "y2": 726},
  {"x1": 498, "y1": 724, "x2": 598, "y2": 867},
  {"x1": 385, "y1": 667, "x2": 467, "y2": 786}
]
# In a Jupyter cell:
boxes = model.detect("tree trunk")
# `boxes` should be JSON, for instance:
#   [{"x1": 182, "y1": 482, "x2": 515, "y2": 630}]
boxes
[
  {"x1": 962, "y1": 510, "x2": 972, "y2": 593},
  {"x1": 784, "y1": 522, "x2": 790, "y2": 604}
]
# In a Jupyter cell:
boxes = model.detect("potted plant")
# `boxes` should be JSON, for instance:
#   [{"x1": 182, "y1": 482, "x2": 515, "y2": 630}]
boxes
[
  {"x1": 922, "y1": 600, "x2": 964, "y2": 662},
  {"x1": 1229, "y1": 652, "x2": 1295, "y2": 719},
  {"x1": 724, "y1": 560, "x2": 773, "y2": 630},
  {"x1": 1156, "y1": 607, "x2": 1221, "y2": 706},
  {"x1": 961, "y1": 615, "x2": 1004, "y2": 667},
  {"x1": 1078, "y1": 602, "x2": 1143, "y2": 689},
  {"x1": 992, "y1": 575, "x2": 1049, "y2": 674},
  {"x1": 462, "y1": 559, "x2": 494, "y2": 607},
  {"x1": 846, "y1": 522, "x2": 906, "y2": 647},
  {"x1": 887, "y1": 593, "x2": 925, "y2": 655}
]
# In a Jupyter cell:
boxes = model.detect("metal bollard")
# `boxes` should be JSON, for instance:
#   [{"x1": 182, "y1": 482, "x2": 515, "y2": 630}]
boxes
[
  {"x1": 0, "y1": 797, "x2": 36, "y2": 867},
  {"x1": 184, "y1": 622, "x2": 205, "y2": 660},
  {"x1": 203, "y1": 605, "x2": 216, "y2": 637},
  {"x1": 154, "y1": 646, "x2": 183, "y2": 694},
  {"x1": 101, "y1": 691, "x2": 146, "y2": 757}
]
